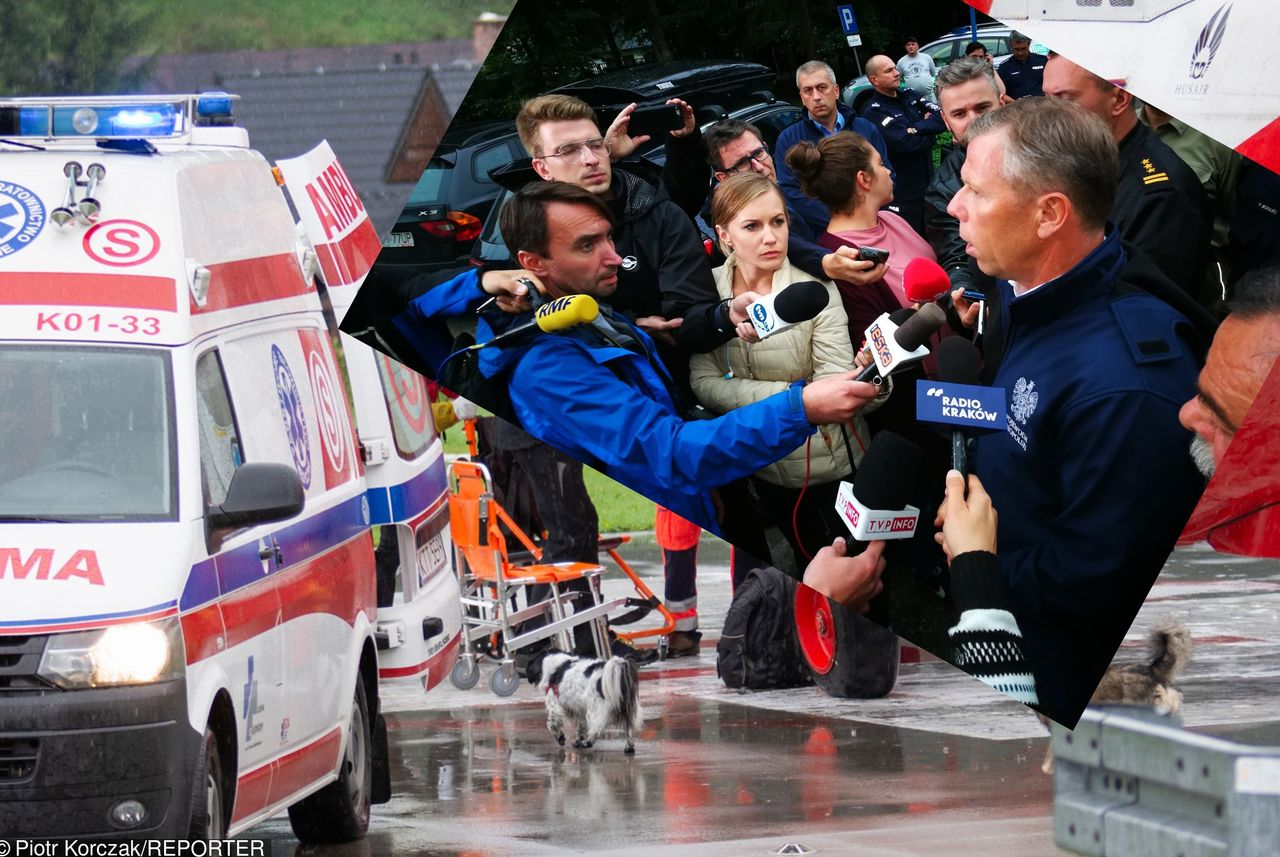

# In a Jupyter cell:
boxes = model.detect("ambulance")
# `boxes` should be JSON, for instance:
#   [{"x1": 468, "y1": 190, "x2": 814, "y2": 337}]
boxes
[{"x1": 0, "y1": 94, "x2": 460, "y2": 839}]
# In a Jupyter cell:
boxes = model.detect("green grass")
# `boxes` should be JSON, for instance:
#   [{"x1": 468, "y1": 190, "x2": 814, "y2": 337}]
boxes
[
  {"x1": 141, "y1": 0, "x2": 516, "y2": 53},
  {"x1": 439, "y1": 424, "x2": 656, "y2": 534}
]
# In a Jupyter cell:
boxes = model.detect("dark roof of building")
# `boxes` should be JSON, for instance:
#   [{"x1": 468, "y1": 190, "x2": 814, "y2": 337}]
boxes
[
  {"x1": 224, "y1": 65, "x2": 476, "y2": 235},
  {"x1": 138, "y1": 40, "x2": 475, "y2": 94}
]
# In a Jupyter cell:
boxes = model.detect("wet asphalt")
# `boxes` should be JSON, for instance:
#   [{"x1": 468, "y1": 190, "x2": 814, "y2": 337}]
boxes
[{"x1": 252, "y1": 537, "x2": 1280, "y2": 856}]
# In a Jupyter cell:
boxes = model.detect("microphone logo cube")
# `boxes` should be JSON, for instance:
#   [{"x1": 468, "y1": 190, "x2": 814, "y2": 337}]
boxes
[
  {"x1": 750, "y1": 301, "x2": 774, "y2": 333},
  {"x1": 916, "y1": 380, "x2": 1007, "y2": 430}
]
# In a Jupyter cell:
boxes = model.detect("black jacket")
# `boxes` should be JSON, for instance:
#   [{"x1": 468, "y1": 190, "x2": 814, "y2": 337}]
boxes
[{"x1": 1113, "y1": 122, "x2": 1213, "y2": 299}]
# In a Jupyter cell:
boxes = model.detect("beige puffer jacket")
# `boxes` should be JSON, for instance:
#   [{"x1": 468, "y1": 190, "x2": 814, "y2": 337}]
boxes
[{"x1": 689, "y1": 256, "x2": 868, "y2": 488}]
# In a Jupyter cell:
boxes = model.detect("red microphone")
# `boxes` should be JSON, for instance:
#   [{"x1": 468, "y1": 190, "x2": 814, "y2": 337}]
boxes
[{"x1": 902, "y1": 257, "x2": 952, "y2": 305}]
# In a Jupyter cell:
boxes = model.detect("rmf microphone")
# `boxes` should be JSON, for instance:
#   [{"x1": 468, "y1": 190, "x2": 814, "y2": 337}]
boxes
[
  {"x1": 934, "y1": 336, "x2": 982, "y2": 477},
  {"x1": 902, "y1": 257, "x2": 953, "y2": 305},
  {"x1": 854, "y1": 302, "x2": 946, "y2": 383},
  {"x1": 835, "y1": 430, "x2": 924, "y2": 541},
  {"x1": 470, "y1": 294, "x2": 600, "y2": 350},
  {"x1": 747, "y1": 280, "x2": 829, "y2": 339}
]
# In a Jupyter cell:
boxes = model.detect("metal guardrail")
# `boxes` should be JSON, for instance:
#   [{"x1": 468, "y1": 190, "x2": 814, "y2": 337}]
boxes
[{"x1": 1053, "y1": 706, "x2": 1280, "y2": 856}]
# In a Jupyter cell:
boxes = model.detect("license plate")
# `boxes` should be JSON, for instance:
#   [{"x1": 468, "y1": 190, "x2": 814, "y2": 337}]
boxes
[
  {"x1": 382, "y1": 231, "x2": 414, "y2": 249},
  {"x1": 416, "y1": 532, "x2": 448, "y2": 586}
]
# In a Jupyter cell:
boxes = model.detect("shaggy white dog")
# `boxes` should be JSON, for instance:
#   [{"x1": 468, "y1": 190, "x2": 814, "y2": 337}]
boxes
[{"x1": 526, "y1": 650, "x2": 642, "y2": 754}]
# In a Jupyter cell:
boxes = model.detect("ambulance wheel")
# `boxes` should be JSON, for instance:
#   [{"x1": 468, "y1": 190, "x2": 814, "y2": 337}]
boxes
[
  {"x1": 188, "y1": 726, "x2": 227, "y2": 839},
  {"x1": 795, "y1": 587, "x2": 899, "y2": 699},
  {"x1": 288, "y1": 678, "x2": 372, "y2": 843},
  {"x1": 451, "y1": 657, "x2": 480, "y2": 690},
  {"x1": 490, "y1": 664, "x2": 520, "y2": 697}
]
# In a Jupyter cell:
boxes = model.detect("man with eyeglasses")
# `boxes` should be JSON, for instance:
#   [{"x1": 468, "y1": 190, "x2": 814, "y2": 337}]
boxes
[
  {"x1": 773, "y1": 60, "x2": 895, "y2": 237},
  {"x1": 516, "y1": 94, "x2": 732, "y2": 378},
  {"x1": 703, "y1": 118, "x2": 887, "y2": 288}
]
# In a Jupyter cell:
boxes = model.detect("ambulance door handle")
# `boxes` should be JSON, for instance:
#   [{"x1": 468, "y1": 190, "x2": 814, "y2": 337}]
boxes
[{"x1": 259, "y1": 536, "x2": 283, "y2": 566}]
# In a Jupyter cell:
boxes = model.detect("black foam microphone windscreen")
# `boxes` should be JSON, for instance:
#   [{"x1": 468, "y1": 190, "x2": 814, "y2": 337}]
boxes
[
  {"x1": 772, "y1": 280, "x2": 830, "y2": 323},
  {"x1": 851, "y1": 430, "x2": 923, "y2": 512},
  {"x1": 934, "y1": 336, "x2": 982, "y2": 387}
]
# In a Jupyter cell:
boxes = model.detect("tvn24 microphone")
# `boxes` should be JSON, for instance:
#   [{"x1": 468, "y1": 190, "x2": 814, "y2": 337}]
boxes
[
  {"x1": 902, "y1": 257, "x2": 953, "y2": 305},
  {"x1": 469, "y1": 294, "x2": 600, "y2": 350},
  {"x1": 835, "y1": 430, "x2": 924, "y2": 541},
  {"x1": 934, "y1": 336, "x2": 982, "y2": 476},
  {"x1": 747, "y1": 280, "x2": 830, "y2": 338},
  {"x1": 854, "y1": 302, "x2": 946, "y2": 383}
]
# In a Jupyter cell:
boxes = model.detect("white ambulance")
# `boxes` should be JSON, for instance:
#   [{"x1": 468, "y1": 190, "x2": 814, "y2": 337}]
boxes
[{"x1": 0, "y1": 94, "x2": 460, "y2": 840}]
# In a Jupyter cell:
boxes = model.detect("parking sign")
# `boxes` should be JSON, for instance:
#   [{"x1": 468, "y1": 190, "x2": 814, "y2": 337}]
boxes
[{"x1": 837, "y1": 5, "x2": 857, "y2": 34}]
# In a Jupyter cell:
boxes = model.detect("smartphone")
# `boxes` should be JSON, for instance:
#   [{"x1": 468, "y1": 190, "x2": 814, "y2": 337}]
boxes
[
  {"x1": 627, "y1": 103, "x2": 685, "y2": 137},
  {"x1": 961, "y1": 289, "x2": 987, "y2": 302},
  {"x1": 856, "y1": 245, "x2": 890, "y2": 264}
]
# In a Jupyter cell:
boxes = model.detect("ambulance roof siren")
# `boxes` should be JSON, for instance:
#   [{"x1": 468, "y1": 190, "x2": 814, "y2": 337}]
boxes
[{"x1": 0, "y1": 92, "x2": 242, "y2": 142}]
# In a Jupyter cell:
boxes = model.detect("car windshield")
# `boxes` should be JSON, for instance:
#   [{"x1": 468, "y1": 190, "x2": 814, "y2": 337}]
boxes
[
  {"x1": 0, "y1": 345, "x2": 176, "y2": 522},
  {"x1": 407, "y1": 159, "x2": 451, "y2": 207}
]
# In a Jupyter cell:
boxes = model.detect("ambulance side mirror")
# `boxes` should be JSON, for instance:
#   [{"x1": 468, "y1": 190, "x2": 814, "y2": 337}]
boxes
[{"x1": 207, "y1": 462, "x2": 305, "y2": 531}]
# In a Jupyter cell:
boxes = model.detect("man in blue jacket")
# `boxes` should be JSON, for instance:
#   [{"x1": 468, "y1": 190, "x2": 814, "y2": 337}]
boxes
[
  {"x1": 947, "y1": 97, "x2": 1204, "y2": 726},
  {"x1": 390, "y1": 180, "x2": 880, "y2": 535},
  {"x1": 773, "y1": 60, "x2": 895, "y2": 237}
]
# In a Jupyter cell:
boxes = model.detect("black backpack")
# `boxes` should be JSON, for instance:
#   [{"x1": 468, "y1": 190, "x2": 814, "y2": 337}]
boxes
[{"x1": 716, "y1": 566, "x2": 813, "y2": 690}]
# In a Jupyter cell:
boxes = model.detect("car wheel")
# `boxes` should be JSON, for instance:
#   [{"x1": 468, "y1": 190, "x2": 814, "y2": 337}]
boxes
[
  {"x1": 287, "y1": 678, "x2": 372, "y2": 843},
  {"x1": 188, "y1": 726, "x2": 227, "y2": 839}
]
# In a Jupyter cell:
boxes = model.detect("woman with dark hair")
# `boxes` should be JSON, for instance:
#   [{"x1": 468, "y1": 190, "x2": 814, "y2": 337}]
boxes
[{"x1": 785, "y1": 132, "x2": 938, "y2": 337}]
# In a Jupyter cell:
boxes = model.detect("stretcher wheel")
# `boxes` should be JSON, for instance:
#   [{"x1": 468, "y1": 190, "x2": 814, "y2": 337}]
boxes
[
  {"x1": 490, "y1": 663, "x2": 520, "y2": 697},
  {"x1": 451, "y1": 657, "x2": 480, "y2": 690},
  {"x1": 795, "y1": 585, "x2": 899, "y2": 699}
]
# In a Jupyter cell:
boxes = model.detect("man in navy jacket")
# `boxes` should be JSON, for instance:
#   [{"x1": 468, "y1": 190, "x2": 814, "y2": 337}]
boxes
[
  {"x1": 773, "y1": 60, "x2": 894, "y2": 237},
  {"x1": 947, "y1": 98, "x2": 1204, "y2": 726}
]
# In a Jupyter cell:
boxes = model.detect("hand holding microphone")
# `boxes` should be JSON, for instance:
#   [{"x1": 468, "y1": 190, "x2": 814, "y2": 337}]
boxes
[
  {"x1": 802, "y1": 539, "x2": 887, "y2": 613},
  {"x1": 744, "y1": 280, "x2": 830, "y2": 339},
  {"x1": 801, "y1": 372, "x2": 880, "y2": 424},
  {"x1": 933, "y1": 470, "x2": 998, "y2": 564}
]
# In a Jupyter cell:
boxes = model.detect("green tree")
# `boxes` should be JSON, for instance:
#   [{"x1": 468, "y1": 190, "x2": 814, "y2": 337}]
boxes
[{"x1": 0, "y1": 0, "x2": 155, "y2": 95}]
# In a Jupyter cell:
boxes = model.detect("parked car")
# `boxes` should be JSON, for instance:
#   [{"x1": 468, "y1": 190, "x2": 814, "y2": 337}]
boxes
[
  {"x1": 378, "y1": 121, "x2": 524, "y2": 271},
  {"x1": 841, "y1": 25, "x2": 1051, "y2": 110}
]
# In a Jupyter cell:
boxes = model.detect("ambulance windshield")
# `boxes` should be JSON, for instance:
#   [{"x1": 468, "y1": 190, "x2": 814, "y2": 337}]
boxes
[{"x1": 0, "y1": 345, "x2": 176, "y2": 521}]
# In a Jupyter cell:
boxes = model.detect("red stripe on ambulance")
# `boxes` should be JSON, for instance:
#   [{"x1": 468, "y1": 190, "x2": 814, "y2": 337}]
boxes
[
  {"x1": 315, "y1": 220, "x2": 381, "y2": 287},
  {"x1": 0, "y1": 272, "x2": 177, "y2": 311},
  {"x1": 231, "y1": 726, "x2": 342, "y2": 825},
  {"x1": 190, "y1": 253, "x2": 310, "y2": 313}
]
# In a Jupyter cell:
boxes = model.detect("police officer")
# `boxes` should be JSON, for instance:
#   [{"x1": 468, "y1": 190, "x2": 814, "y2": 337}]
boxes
[
  {"x1": 996, "y1": 33, "x2": 1047, "y2": 99},
  {"x1": 1043, "y1": 52, "x2": 1215, "y2": 308},
  {"x1": 860, "y1": 54, "x2": 946, "y2": 237}
]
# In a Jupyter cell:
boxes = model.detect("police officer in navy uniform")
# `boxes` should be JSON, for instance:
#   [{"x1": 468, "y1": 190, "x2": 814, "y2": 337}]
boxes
[
  {"x1": 996, "y1": 33, "x2": 1047, "y2": 99},
  {"x1": 859, "y1": 54, "x2": 947, "y2": 236},
  {"x1": 1044, "y1": 52, "x2": 1216, "y2": 317}
]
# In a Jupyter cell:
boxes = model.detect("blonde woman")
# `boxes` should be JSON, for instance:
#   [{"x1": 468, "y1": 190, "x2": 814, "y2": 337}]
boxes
[{"x1": 689, "y1": 172, "x2": 867, "y2": 568}]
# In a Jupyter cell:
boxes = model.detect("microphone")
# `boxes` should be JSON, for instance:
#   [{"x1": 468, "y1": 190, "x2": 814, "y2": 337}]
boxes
[
  {"x1": 835, "y1": 430, "x2": 924, "y2": 541},
  {"x1": 747, "y1": 280, "x2": 830, "y2": 339},
  {"x1": 854, "y1": 302, "x2": 946, "y2": 383},
  {"x1": 902, "y1": 257, "x2": 953, "y2": 305},
  {"x1": 470, "y1": 294, "x2": 600, "y2": 350},
  {"x1": 934, "y1": 337, "x2": 982, "y2": 476}
]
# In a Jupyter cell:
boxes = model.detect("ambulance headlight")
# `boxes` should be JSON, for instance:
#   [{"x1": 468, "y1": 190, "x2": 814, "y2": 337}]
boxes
[{"x1": 38, "y1": 619, "x2": 185, "y2": 689}]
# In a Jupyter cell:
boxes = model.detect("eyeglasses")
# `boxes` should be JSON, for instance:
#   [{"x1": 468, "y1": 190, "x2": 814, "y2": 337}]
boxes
[
  {"x1": 539, "y1": 137, "x2": 610, "y2": 162},
  {"x1": 722, "y1": 143, "x2": 771, "y2": 175}
]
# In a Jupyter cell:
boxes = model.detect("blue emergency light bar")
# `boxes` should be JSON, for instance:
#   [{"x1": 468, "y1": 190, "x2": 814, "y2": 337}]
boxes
[{"x1": 0, "y1": 93, "x2": 238, "y2": 139}]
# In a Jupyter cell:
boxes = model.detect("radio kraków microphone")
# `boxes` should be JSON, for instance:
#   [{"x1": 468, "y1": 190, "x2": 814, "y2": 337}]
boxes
[
  {"x1": 854, "y1": 302, "x2": 946, "y2": 383},
  {"x1": 835, "y1": 430, "x2": 924, "y2": 540},
  {"x1": 470, "y1": 294, "x2": 600, "y2": 350},
  {"x1": 902, "y1": 257, "x2": 953, "y2": 305},
  {"x1": 747, "y1": 280, "x2": 830, "y2": 339},
  {"x1": 934, "y1": 336, "x2": 982, "y2": 477}
]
